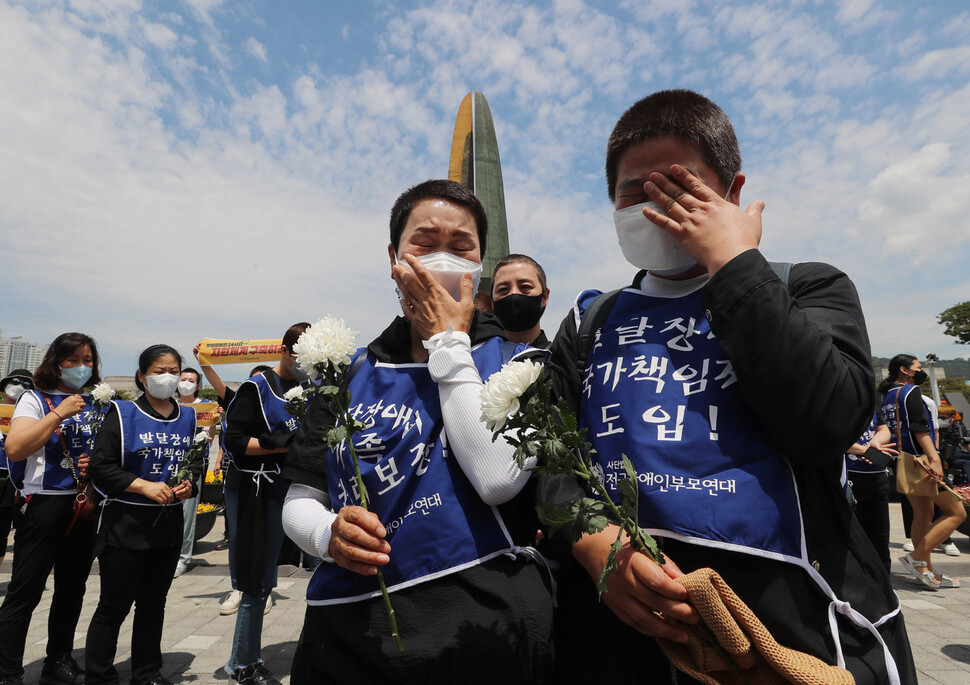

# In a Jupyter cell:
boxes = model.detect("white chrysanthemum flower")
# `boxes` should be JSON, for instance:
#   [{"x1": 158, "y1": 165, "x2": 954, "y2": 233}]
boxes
[
  {"x1": 90, "y1": 382, "x2": 114, "y2": 404},
  {"x1": 193, "y1": 431, "x2": 209, "y2": 444},
  {"x1": 283, "y1": 386, "x2": 305, "y2": 402},
  {"x1": 480, "y1": 359, "x2": 544, "y2": 433},
  {"x1": 293, "y1": 316, "x2": 360, "y2": 377}
]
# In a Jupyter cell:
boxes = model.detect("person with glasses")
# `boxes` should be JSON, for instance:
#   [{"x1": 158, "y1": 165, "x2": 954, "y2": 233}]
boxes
[
  {"x1": 0, "y1": 334, "x2": 103, "y2": 685},
  {"x1": 0, "y1": 370, "x2": 34, "y2": 568}
]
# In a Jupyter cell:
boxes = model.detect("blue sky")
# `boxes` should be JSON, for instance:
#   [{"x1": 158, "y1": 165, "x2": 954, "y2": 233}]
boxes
[{"x1": 2, "y1": 0, "x2": 969, "y2": 379}]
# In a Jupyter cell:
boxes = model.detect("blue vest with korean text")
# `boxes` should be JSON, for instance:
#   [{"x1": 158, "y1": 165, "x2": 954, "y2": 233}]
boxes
[
  {"x1": 307, "y1": 337, "x2": 523, "y2": 605},
  {"x1": 106, "y1": 400, "x2": 197, "y2": 506},
  {"x1": 579, "y1": 287, "x2": 804, "y2": 563},
  {"x1": 880, "y1": 385, "x2": 935, "y2": 456},
  {"x1": 9, "y1": 391, "x2": 97, "y2": 495},
  {"x1": 227, "y1": 372, "x2": 304, "y2": 482},
  {"x1": 845, "y1": 411, "x2": 884, "y2": 474}
]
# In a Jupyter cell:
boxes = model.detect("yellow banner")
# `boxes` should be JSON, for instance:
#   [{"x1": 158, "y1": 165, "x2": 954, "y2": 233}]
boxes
[
  {"x1": 197, "y1": 338, "x2": 283, "y2": 366},
  {"x1": 190, "y1": 402, "x2": 220, "y2": 427},
  {"x1": 0, "y1": 405, "x2": 12, "y2": 435}
]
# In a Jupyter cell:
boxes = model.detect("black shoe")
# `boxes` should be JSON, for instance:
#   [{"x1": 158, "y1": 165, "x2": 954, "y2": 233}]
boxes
[
  {"x1": 137, "y1": 672, "x2": 174, "y2": 685},
  {"x1": 39, "y1": 655, "x2": 82, "y2": 685},
  {"x1": 0, "y1": 675, "x2": 25, "y2": 685},
  {"x1": 232, "y1": 664, "x2": 281, "y2": 685}
]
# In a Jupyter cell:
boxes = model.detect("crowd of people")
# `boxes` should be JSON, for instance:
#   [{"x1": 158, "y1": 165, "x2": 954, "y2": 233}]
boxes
[{"x1": 0, "y1": 88, "x2": 962, "y2": 685}]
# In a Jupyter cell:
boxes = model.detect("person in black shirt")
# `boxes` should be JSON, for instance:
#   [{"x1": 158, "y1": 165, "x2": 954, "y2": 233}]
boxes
[
  {"x1": 86, "y1": 344, "x2": 203, "y2": 685},
  {"x1": 222, "y1": 324, "x2": 309, "y2": 685}
]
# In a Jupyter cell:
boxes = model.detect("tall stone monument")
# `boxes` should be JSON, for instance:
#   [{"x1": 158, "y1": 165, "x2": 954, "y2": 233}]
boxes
[{"x1": 448, "y1": 90, "x2": 509, "y2": 298}]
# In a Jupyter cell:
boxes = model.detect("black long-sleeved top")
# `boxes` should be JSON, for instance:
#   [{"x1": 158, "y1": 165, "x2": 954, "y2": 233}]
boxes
[
  {"x1": 543, "y1": 249, "x2": 916, "y2": 685},
  {"x1": 223, "y1": 370, "x2": 299, "y2": 489},
  {"x1": 90, "y1": 395, "x2": 202, "y2": 550}
]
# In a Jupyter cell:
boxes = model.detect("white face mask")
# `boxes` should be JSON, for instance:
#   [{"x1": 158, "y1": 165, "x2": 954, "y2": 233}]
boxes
[
  {"x1": 396, "y1": 251, "x2": 482, "y2": 301},
  {"x1": 144, "y1": 373, "x2": 180, "y2": 400},
  {"x1": 177, "y1": 380, "x2": 198, "y2": 396},
  {"x1": 613, "y1": 201, "x2": 697, "y2": 274},
  {"x1": 4, "y1": 384, "x2": 25, "y2": 402}
]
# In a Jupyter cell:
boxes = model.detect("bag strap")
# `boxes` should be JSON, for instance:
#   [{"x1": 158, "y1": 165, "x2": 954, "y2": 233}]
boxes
[
  {"x1": 576, "y1": 288, "x2": 624, "y2": 375},
  {"x1": 41, "y1": 395, "x2": 91, "y2": 536}
]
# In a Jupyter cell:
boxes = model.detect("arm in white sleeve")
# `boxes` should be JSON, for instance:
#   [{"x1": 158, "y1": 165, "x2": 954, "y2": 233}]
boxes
[
  {"x1": 425, "y1": 329, "x2": 535, "y2": 506},
  {"x1": 282, "y1": 483, "x2": 336, "y2": 562}
]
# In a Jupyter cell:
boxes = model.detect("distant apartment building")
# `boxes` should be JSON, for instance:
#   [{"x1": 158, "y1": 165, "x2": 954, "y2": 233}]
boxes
[{"x1": 0, "y1": 330, "x2": 49, "y2": 376}]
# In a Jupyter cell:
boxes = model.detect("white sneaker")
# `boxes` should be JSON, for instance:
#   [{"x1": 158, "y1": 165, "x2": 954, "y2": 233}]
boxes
[
  {"x1": 902, "y1": 541, "x2": 914, "y2": 552},
  {"x1": 264, "y1": 594, "x2": 275, "y2": 616},
  {"x1": 220, "y1": 589, "x2": 243, "y2": 616},
  {"x1": 940, "y1": 542, "x2": 961, "y2": 557}
]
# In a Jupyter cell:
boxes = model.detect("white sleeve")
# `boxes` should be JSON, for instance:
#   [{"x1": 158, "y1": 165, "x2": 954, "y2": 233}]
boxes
[
  {"x1": 425, "y1": 329, "x2": 534, "y2": 506},
  {"x1": 282, "y1": 483, "x2": 336, "y2": 562},
  {"x1": 12, "y1": 392, "x2": 45, "y2": 421}
]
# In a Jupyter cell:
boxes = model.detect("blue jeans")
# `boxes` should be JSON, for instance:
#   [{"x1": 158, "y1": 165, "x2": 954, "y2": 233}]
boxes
[
  {"x1": 223, "y1": 487, "x2": 239, "y2": 589},
  {"x1": 224, "y1": 489, "x2": 284, "y2": 673}
]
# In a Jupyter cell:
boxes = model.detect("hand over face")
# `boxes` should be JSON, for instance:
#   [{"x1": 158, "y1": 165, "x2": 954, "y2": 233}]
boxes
[
  {"x1": 393, "y1": 254, "x2": 474, "y2": 339},
  {"x1": 643, "y1": 164, "x2": 764, "y2": 277}
]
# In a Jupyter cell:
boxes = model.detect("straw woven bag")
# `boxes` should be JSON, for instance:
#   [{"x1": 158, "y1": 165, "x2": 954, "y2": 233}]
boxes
[{"x1": 657, "y1": 568, "x2": 854, "y2": 685}]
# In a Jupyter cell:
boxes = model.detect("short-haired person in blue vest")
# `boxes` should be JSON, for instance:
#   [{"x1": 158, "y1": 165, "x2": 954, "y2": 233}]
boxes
[
  {"x1": 222, "y1": 322, "x2": 310, "y2": 685},
  {"x1": 0, "y1": 332, "x2": 103, "y2": 685},
  {"x1": 880, "y1": 354, "x2": 965, "y2": 589},
  {"x1": 85, "y1": 344, "x2": 202, "y2": 685},
  {"x1": 542, "y1": 90, "x2": 917, "y2": 684},
  {"x1": 282, "y1": 179, "x2": 554, "y2": 684}
]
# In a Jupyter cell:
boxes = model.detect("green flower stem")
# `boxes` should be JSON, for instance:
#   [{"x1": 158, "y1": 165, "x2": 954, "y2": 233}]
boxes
[{"x1": 344, "y1": 427, "x2": 403, "y2": 653}]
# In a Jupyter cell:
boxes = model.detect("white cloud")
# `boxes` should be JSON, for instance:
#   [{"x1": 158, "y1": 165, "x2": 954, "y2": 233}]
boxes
[{"x1": 245, "y1": 36, "x2": 267, "y2": 62}]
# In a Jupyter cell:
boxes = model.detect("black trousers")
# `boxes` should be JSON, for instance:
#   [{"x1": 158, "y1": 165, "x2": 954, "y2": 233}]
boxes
[
  {"x1": 291, "y1": 556, "x2": 554, "y2": 685},
  {"x1": 0, "y1": 494, "x2": 95, "y2": 678},
  {"x1": 848, "y1": 471, "x2": 891, "y2": 571},
  {"x1": 84, "y1": 544, "x2": 180, "y2": 685}
]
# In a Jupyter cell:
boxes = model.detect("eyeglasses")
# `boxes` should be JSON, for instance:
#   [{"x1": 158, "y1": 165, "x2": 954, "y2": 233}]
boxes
[{"x1": 6, "y1": 378, "x2": 33, "y2": 389}]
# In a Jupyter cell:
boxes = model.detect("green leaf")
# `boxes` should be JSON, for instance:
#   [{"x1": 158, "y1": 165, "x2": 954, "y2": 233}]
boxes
[
  {"x1": 597, "y1": 531, "x2": 624, "y2": 596},
  {"x1": 618, "y1": 455, "x2": 640, "y2": 523},
  {"x1": 327, "y1": 426, "x2": 348, "y2": 447},
  {"x1": 558, "y1": 400, "x2": 577, "y2": 433},
  {"x1": 318, "y1": 385, "x2": 340, "y2": 396},
  {"x1": 536, "y1": 503, "x2": 576, "y2": 532}
]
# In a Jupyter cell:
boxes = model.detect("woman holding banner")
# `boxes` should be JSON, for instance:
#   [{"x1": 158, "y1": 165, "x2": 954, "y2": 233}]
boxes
[
  {"x1": 0, "y1": 333, "x2": 102, "y2": 685},
  {"x1": 222, "y1": 323, "x2": 310, "y2": 685}
]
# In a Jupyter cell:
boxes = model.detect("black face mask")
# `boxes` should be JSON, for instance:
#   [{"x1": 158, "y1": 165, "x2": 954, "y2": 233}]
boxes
[
  {"x1": 912, "y1": 370, "x2": 928, "y2": 385},
  {"x1": 492, "y1": 293, "x2": 545, "y2": 332}
]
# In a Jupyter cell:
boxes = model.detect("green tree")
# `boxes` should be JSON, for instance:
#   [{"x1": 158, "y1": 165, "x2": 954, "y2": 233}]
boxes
[{"x1": 938, "y1": 301, "x2": 970, "y2": 345}]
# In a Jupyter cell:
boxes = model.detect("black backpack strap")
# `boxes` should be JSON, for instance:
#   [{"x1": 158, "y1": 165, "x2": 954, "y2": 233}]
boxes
[
  {"x1": 346, "y1": 350, "x2": 368, "y2": 384},
  {"x1": 576, "y1": 288, "x2": 624, "y2": 375},
  {"x1": 768, "y1": 261, "x2": 793, "y2": 287}
]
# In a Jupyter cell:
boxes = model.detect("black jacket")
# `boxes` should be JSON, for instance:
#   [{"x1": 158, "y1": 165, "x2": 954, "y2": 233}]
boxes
[{"x1": 543, "y1": 249, "x2": 916, "y2": 685}]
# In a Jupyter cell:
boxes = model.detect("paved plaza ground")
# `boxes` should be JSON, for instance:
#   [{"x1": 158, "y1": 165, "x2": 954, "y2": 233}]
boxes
[{"x1": 2, "y1": 502, "x2": 969, "y2": 683}]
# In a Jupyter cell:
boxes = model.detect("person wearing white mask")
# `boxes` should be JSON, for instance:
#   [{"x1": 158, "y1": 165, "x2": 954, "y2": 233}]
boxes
[
  {"x1": 222, "y1": 323, "x2": 310, "y2": 685},
  {"x1": 84, "y1": 344, "x2": 200, "y2": 685},
  {"x1": 173, "y1": 368, "x2": 217, "y2": 577},
  {"x1": 543, "y1": 90, "x2": 916, "y2": 684},
  {"x1": 281, "y1": 180, "x2": 553, "y2": 684},
  {"x1": 0, "y1": 333, "x2": 103, "y2": 685},
  {"x1": 0, "y1": 369, "x2": 33, "y2": 569}
]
